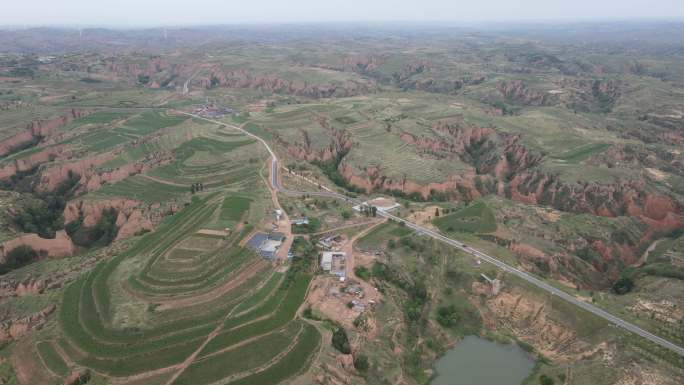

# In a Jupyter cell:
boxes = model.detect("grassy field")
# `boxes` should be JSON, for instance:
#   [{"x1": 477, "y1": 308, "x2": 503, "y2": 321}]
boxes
[
  {"x1": 80, "y1": 129, "x2": 131, "y2": 152},
  {"x1": 65, "y1": 110, "x2": 129, "y2": 129},
  {"x1": 356, "y1": 221, "x2": 413, "y2": 251},
  {"x1": 433, "y1": 201, "x2": 497, "y2": 234},
  {"x1": 146, "y1": 136, "x2": 259, "y2": 189},
  {"x1": 225, "y1": 322, "x2": 321, "y2": 385},
  {"x1": 118, "y1": 111, "x2": 186, "y2": 136},
  {"x1": 95, "y1": 175, "x2": 189, "y2": 202},
  {"x1": 36, "y1": 341, "x2": 69, "y2": 377},
  {"x1": 0, "y1": 98, "x2": 321, "y2": 384},
  {"x1": 172, "y1": 321, "x2": 303, "y2": 385},
  {"x1": 550, "y1": 142, "x2": 612, "y2": 163},
  {"x1": 51, "y1": 192, "x2": 320, "y2": 381},
  {"x1": 217, "y1": 195, "x2": 252, "y2": 229}
]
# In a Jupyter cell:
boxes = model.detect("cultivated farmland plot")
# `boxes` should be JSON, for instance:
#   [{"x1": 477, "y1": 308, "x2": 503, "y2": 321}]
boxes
[{"x1": 12, "y1": 113, "x2": 321, "y2": 384}]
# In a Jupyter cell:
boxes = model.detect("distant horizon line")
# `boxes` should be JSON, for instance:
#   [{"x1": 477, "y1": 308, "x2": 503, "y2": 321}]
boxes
[{"x1": 1, "y1": 17, "x2": 684, "y2": 30}]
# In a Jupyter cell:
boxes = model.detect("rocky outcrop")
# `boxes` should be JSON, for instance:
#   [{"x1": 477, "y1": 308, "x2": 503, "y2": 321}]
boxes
[
  {"x1": 273, "y1": 114, "x2": 354, "y2": 163},
  {"x1": 344, "y1": 117, "x2": 683, "y2": 221},
  {"x1": 296, "y1": 118, "x2": 684, "y2": 272},
  {"x1": 557, "y1": 78, "x2": 621, "y2": 112},
  {"x1": 480, "y1": 287, "x2": 598, "y2": 363},
  {"x1": 35, "y1": 151, "x2": 172, "y2": 194},
  {"x1": 341, "y1": 54, "x2": 381, "y2": 72},
  {"x1": 508, "y1": 172, "x2": 683, "y2": 223},
  {"x1": 0, "y1": 231, "x2": 75, "y2": 263},
  {"x1": 340, "y1": 119, "x2": 542, "y2": 200},
  {"x1": 64, "y1": 198, "x2": 155, "y2": 241},
  {"x1": 0, "y1": 278, "x2": 46, "y2": 299},
  {"x1": 339, "y1": 55, "x2": 484, "y2": 95},
  {"x1": 198, "y1": 66, "x2": 372, "y2": 98},
  {"x1": 33, "y1": 152, "x2": 114, "y2": 192},
  {"x1": 497, "y1": 80, "x2": 548, "y2": 106},
  {"x1": 103, "y1": 55, "x2": 373, "y2": 97},
  {"x1": 400, "y1": 78, "x2": 466, "y2": 94},
  {"x1": 338, "y1": 162, "x2": 468, "y2": 199},
  {"x1": 0, "y1": 109, "x2": 88, "y2": 157},
  {"x1": 279, "y1": 129, "x2": 353, "y2": 164},
  {"x1": 0, "y1": 145, "x2": 71, "y2": 180},
  {"x1": 494, "y1": 78, "x2": 620, "y2": 111},
  {"x1": 106, "y1": 56, "x2": 170, "y2": 84},
  {"x1": 0, "y1": 239, "x2": 133, "y2": 301},
  {"x1": 0, "y1": 305, "x2": 55, "y2": 342}
]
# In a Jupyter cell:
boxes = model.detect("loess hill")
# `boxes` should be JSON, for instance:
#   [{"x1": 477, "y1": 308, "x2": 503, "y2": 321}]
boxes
[{"x1": 0, "y1": 23, "x2": 683, "y2": 385}]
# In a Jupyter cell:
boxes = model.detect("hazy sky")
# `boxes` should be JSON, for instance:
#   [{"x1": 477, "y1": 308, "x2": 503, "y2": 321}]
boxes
[{"x1": 3, "y1": 0, "x2": 684, "y2": 26}]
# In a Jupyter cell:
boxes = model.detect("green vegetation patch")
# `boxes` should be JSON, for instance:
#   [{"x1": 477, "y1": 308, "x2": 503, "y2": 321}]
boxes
[
  {"x1": 356, "y1": 221, "x2": 413, "y2": 250},
  {"x1": 119, "y1": 111, "x2": 186, "y2": 136},
  {"x1": 233, "y1": 272, "x2": 283, "y2": 313},
  {"x1": 433, "y1": 201, "x2": 496, "y2": 234},
  {"x1": 219, "y1": 195, "x2": 252, "y2": 226},
  {"x1": 434, "y1": 295, "x2": 482, "y2": 336},
  {"x1": 200, "y1": 273, "x2": 312, "y2": 357},
  {"x1": 36, "y1": 341, "x2": 69, "y2": 377},
  {"x1": 95, "y1": 175, "x2": 188, "y2": 202},
  {"x1": 172, "y1": 322, "x2": 303, "y2": 385},
  {"x1": 550, "y1": 142, "x2": 611, "y2": 164},
  {"x1": 80, "y1": 130, "x2": 130, "y2": 152},
  {"x1": 73, "y1": 111, "x2": 128, "y2": 126},
  {"x1": 226, "y1": 322, "x2": 321, "y2": 385}
]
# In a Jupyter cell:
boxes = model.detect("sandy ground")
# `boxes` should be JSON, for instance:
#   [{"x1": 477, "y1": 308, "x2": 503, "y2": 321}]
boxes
[
  {"x1": 342, "y1": 219, "x2": 384, "y2": 279},
  {"x1": 11, "y1": 340, "x2": 54, "y2": 385},
  {"x1": 405, "y1": 205, "x2": 441, "y2": 228},
  {"x1": 534, "y1": 206, "x2": 561, "y2": 222},
  {"x1": 196, "y1": 229, "x2": 230, "y2": 237},
  {"x1": 306, "y1": 277, "x2": 364, "y2": 330},
  {"x1": 306, "y1": 221, "x2": 384, "y2": 330}
]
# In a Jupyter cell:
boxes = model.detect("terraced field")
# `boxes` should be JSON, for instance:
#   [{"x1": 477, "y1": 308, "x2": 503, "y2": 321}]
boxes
[
  {"x1": 147, "y1": 135, "x2": 259, "y2": 190},
  {"x1": 25, "y1": 192, "x2": 321, "y2": 384},
  {"x1": 433, "y1": 201, "x2": 497, "y2": 234},
  {"x1": 251, "y1": 99, "x2": 468, "y2": 184},
  {"x1": 344, "y1": 122, "x2": 465, "y2": 183},
  {"x1": 18, "y1": 116, "x2": 321, "y2": 385}
]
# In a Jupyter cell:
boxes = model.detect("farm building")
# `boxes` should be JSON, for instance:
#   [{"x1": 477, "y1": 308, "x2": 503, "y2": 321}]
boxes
[
  {"x1": 246, "y1": 232, "x2": 286, "y2": 259},
  {"x1": 193, "y1": 103, "x2": 234, "y2": 118},
  {"x1": 321, "y1": 252, "x2": 333, "y2": 271},
  {"x1": 318, "y1": 234, "x2": 342, "y2": 250},
  {"x1": 321, "y1": 251, "x2": 346, "y2": 278},
  {"x1": 291, "y1": 217, "x2": 310, "y2": 226}
]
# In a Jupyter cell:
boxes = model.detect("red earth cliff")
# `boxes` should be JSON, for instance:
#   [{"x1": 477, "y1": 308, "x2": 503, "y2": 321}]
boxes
[
  {"x1": 0, "y1": 230, "x2": 75, "y2": 263},
  {"x1": 64, "y1": 198, "x2": 155, "y2": 241},
  {"x1": 0, "y1": 109, "x2": 88, "y2": 157}
]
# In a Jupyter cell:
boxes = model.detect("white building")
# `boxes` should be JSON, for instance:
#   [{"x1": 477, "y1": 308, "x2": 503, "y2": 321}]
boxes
[
  {"x1": 321, "y1": 252, "x2": 333, "y2": 272},
  {"x1": 321, "y1": 251, "x2": 346, "y2": 278}
]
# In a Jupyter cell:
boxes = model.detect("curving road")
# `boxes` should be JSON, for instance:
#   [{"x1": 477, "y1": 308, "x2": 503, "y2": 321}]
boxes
[{"x1": 179, "y1": 111, "x2": 684, "y2": 357}]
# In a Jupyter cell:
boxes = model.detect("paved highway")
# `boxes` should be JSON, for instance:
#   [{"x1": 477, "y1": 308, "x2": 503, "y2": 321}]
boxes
[{"x1": 180, "y1": 111, "x2": 684, "y2": 357}]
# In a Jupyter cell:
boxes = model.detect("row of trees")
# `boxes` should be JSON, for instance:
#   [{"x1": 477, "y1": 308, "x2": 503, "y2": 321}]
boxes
[
  {"x1": 359, "y1": 204, "x2": 378, "y2": 217},
  {"x1": 0, "y1": 245, "x2": 38, "y2": 275},
  {"x1": 190, "y1": 182, "x2": 205, "y2": 194}
]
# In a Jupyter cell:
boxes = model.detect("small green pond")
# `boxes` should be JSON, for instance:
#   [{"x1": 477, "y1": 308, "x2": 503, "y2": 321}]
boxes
[{"x1": 430, "y1": 336, "x2": 536, "y2": 385}]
